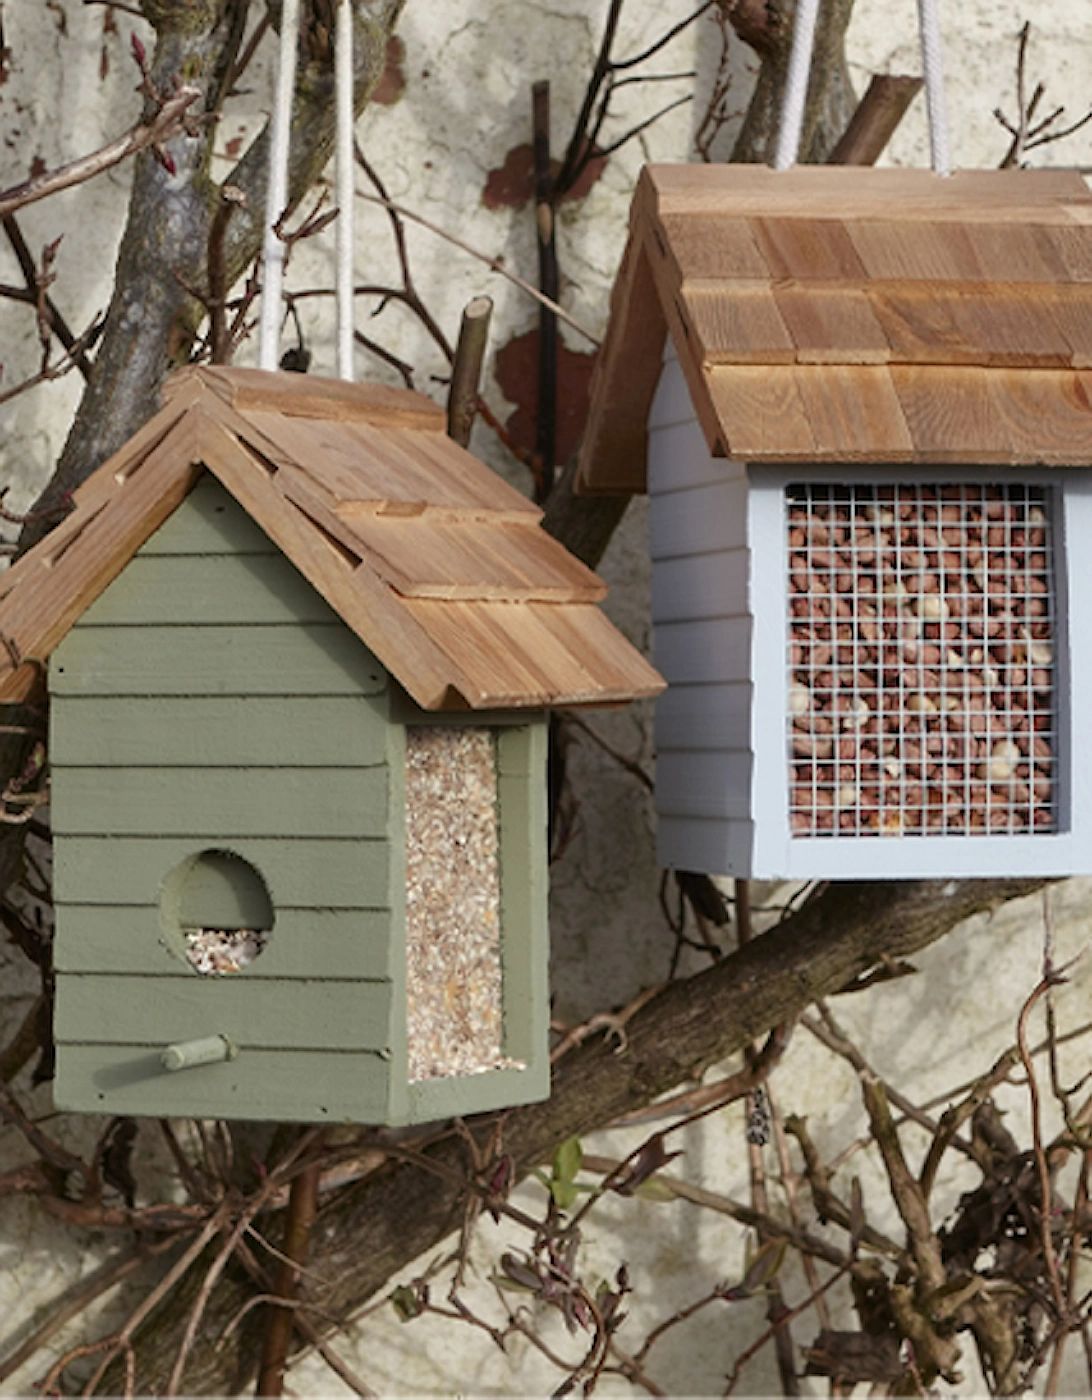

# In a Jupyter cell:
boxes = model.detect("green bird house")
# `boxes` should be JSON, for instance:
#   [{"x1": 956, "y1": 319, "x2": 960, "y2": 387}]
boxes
[{"x1": 0, "y1": 366, "x2": 662, "y2": 1125}]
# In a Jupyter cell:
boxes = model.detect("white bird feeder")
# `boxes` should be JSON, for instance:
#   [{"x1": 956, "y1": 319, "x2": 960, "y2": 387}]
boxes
[{"x1": 577, "y1": 164, "x2": 1092, "y2": 880}]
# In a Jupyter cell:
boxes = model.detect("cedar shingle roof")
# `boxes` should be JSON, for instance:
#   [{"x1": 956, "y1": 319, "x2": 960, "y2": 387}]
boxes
[
  {"x1": 0, "y1": 366, "x2": 663, "y2": 709},
  {"x1": 576, "y1": 165, "x2": 1092, "y2": 494}
]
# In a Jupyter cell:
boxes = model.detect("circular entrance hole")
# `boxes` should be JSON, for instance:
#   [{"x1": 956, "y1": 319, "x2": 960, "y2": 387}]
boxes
[{"x1": 161, "y1": 849, "x2": 274, "y2": 975}]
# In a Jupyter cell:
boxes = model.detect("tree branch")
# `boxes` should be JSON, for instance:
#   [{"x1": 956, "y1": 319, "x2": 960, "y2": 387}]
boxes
[
  {"x1": 0, "y1": 85, "x2": 201, "y2": 220},
  {"x1": 112, "y1": 877, "x2": 1045, "y2": 1393}
]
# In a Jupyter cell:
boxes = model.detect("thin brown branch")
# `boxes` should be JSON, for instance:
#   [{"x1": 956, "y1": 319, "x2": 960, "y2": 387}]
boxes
[
  {"x1": 352, "y1": 328, "x2": 415, "y2": 388},
  {"x1": 166, "y1": 1194, "x2": 277, "y2": 1396},
  {"x1": 611, "y1": 1022, "x2": 789, "y2": 1127},
  {"x1": 804, "y1": 1006, "x2": 954, "y2": 1156},
  {"x1": 0, "y1": 1242, "x2": 170, "y2": 1388},
  {"x1": 0, "y1": 993, "x2": 43, "y2": 1085},
  {"x1": 2, "y1": 215, "x2": 95, "y2": 378},
  {"x1": 581, "y1": 1154, "x2": 851, "y2": 1270},
  {"x1": 860, "y1": 1078, "x2": 945, "y2": 1296},
  {"x1": 220, "y1": 11, "x2": 271, "y2": 102},
  {"x1": 724, "y1": 1263, "x2": 850, "y2": 1396},
  {"x1": 553, "y1": 0, "x2": 625, "y2": 197},
  {"x1": 560, "y1": 710, "x2": 653, "y2": 792},
  {"x1": 38, "y1": 1207, "x2": 229, "y2": 1396},
  {"x1": 0, "y1": 1087, "x2": 93, "y2": 1188},
  {"x1": 0, "y1": 85, "x2": 201, "y2": 219},
  {"x1": 206, "y1": 185, "x2": 247, "y2": 365},
  {"x1": 354, "y1": 190, "x2": 600, "y2": 347},
  {"x1": 593, "y1": 94, "x2": 693, "y2": 158},
  {"x1": 353, "y1": 150, "x2": 454, "y2": 361},
  {"x1": 768, "y1": 1089, "x2": 831, "y2": 1331},
  {"x1": 0, "y1": 311, "x2": 104, "y2": 409},
  {"x1": 1015, "y1": 974, "x2": 1068, "y2": 1318},
  {"x1": 295, "y1": 1316, "x2": 379, "y2": 1398},
  {"x1": 996, "y1": 21, "x2": 1092, "y2": 166}
]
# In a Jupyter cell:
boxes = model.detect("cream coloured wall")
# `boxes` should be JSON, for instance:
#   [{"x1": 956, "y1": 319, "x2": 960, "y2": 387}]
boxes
[{"x1": 1, "y1": 1, "x2": 1091, "y2": 1393}]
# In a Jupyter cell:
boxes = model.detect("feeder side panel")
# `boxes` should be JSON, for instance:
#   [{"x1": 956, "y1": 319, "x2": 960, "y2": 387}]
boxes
[
  {"x1": 648, "y1": 353, "x2": 755, "y2": 876},
  {"x1": 51, "y1": 474, "x2": 399, "y2": 1123}
]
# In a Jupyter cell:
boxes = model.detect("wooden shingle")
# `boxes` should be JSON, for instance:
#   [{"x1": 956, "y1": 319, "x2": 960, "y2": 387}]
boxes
[
  {"x1": 0, "y1": 366, "x2": 662, "y2": 709},
  {"x1": 577, "y1": 165, "x2": 1092, "y2": 493}
]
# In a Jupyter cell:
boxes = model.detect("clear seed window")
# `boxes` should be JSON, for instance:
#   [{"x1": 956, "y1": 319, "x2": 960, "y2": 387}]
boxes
[
  {"x1": 405, "y1": 728, "x2": 507, "y2": 1081},
  {"x1": 786, "y1": 483, "x2": 1057, "y2": 839}
]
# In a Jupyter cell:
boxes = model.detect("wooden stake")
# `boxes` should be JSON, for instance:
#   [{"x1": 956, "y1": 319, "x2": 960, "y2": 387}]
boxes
[
  {"x1": 255, "y1": 1159, "x2": 321, "y2": 1397},
  {"x1": 532, "y1": 80, "x2": 558, "y2": 503},
  {"x1": 828, "y1": 74, "x2": 924, "y2": 166},
  {"x1": 446, "y1": 295, "x2": 493, "y2": 448}
]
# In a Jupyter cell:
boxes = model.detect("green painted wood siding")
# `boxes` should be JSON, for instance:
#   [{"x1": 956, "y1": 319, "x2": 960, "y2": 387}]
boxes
[
  {"x1": 57, "y1": 977, "x2": 392, "y2": 1050},
  {"x1": 54, "y1": 907, "x2": 393, "y2": 980},
  {"x1": 51, "y1": 767, "x2": 388, "y2": 837},
  {"x1": 67, "y1": 1046, "x2": 392, "y2": 1122},
  {"x1": 53, "y1": 836, "x2": 390, "y2": 911},
  {"x1": 51, "y1": 475, "x2": 400, "y2": 1123}
]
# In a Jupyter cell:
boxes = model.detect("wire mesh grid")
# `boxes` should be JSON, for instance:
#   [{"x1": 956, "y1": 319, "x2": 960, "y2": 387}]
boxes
[{"x1": 785, "y1": 482, "x2": 1057, "y2": 839}]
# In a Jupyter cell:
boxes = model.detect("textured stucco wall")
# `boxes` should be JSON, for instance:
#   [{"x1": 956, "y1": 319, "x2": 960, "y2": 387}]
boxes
[{"x1": 2, "y1": 0, "x2": 1092, "y2": 1394}]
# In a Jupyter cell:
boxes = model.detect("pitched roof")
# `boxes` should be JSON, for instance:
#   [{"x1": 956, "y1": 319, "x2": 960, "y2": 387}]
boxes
[
  {"x1": 576, "y1": 165, "x2": 1092, "y2": 494},
  {"x1": 0, "y1": 366, "x2": 663, "y2": 709}
]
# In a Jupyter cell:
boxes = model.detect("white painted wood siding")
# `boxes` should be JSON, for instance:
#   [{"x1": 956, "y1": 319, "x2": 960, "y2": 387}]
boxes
[{"x1": 649, "y1": 351, "x2": 755, "y2": 873}]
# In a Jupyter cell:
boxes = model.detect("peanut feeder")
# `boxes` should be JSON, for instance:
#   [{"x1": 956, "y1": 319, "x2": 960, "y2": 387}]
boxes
[{"x1": 577, "y1": 165, "x2": 1092, "y2": 880}]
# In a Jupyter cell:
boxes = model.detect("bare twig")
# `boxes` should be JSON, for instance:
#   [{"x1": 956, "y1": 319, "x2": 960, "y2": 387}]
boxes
[
  {"x1": 37, "y1": 1207, "x2": 229, "y2": 1396},
  {"x1": 355, "y1": 189, "x2": 599, "y2": 347},
  {"x1": 694, "y1": 10, "x2": 738, "y2": 160},
  {"x1": 995, "y1": 22, "x2": 1092, "y2": 166},
  {"x1": 0, "y1": 85, "x2": 201, "y2": 219},
  {"x1": 1015, "y1": 974, "x2": 1069, "y2": 1318},
  {"x1": 724, "y1": 1264, "x2": 851, "y2": 1395},
  {"x1": 580, "y1": 1154, "x2": 852, "y2": 1270},
  {"x1": 560, "y1": 710, "x2": 654, "y2": 792},
  {"x1": 2, "y1": 215, "x2": 95, "y2": 378},
  {"x1": 0, "y1": 310, "x2": 104, "y2": 409},
  {"x1": 206, "y1": 184, "x2": 247, "y2": 364},
  {"x1": 353, "y1": 151, "x2": 455, "y2": 359},
  {"x1": 0, "y1": 1244, "x2": 169, "y2": 1388}
]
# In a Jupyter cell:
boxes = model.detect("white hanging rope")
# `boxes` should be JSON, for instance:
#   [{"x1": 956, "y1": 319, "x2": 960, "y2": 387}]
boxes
[
  {"x1": 258, "y1": 0, "x2": 301, "y2": 369},
  {"x1": 773, "y1": 0, "x2": 952, "y2": 175},
  {"x1": 917, "y1": 0, "x2": 952, "y2": 175},
  {"x1": 335, "y1": 0, "x2": 355, "y2": 381},
  {"x1": 773, "y1": 0, "x2": 822, "y2": 171}
]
